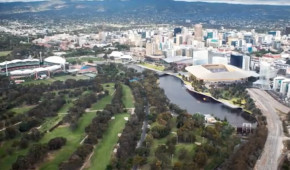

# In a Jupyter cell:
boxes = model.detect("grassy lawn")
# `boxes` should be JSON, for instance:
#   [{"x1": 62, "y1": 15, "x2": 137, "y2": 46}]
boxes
[
  {"x1": 0, "y1": 143, "x2": 29, "y2": 170},
  {"x1": 122, "y1": 84, "x2": 134, "y2": 108},
  {"x1": 9, "y1": 105, "x2": 35, "y2": 115},
  {"x1": 172, "y1": 143, "x2": 197, "y2": 163},
  {"x1": 67, "y1": 57, "x2": 104, "y2": 63},
  {"x1": 140, "y1": 63, "x2": 165, "y2": 71},
  {"x1": 39, "y1": 111, "x2": 98, "y2": 170},
  {"x1": 91, "y1": 83, "x2": 115, "y2": 110},
  {"x1": 87, "y1": 113, "x2": 130, "y2": 170},
  {"x1": 39, "y1": 84, "x2": 115, "y2": 170},
  {"x1": 39, "y1": 114, "x2": 66, "y2": 133},
  {"x1": 0, "y1": 51, "x2": 11, "y2": 57}
]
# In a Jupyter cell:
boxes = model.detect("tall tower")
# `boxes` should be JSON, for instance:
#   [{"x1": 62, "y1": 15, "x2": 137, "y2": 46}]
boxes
[
  {"x1": 194, "y1": 24, "x2": 203, "y2": 41},
  {"x1": 286, "y1": 26, "x2": 290, "y2": 35}
]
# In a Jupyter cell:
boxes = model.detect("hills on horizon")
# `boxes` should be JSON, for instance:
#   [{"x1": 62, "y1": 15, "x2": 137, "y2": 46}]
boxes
[{"x1": 0, "y1": 0, "x2": 289, "y2": 30}]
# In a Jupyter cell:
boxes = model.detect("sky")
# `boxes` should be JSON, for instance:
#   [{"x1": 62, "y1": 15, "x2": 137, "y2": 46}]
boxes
[
  {"x1": 0, "y1": 0, "x2": 289, "y2": 6},
  {"x1": 175, "y1": 0, "x2": 290, "y2": 5}
]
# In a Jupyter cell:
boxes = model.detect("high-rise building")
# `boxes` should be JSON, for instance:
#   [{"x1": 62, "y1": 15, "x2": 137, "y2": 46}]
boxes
[
  {"x1": 194, "y1": 24, "x2": 203, "y2": 41},
  {"x1": 230, "y1": 54, "x2": 243, "y2": 68},
  {"x1": 286, "y1": 27, "x2": 290, "y2": 35},
  {"x1": 192, "y1": 49, "x2": 208, "y2": 65},
  {"x1": 230, "y1": 53, "x2": 250, "y2": 70},
  {"x1": 174, "y1": 28, "x2": 182, "y2": 37},
  {"x1": 146, "y1": 42, "x2": 153, "y2": 56}
]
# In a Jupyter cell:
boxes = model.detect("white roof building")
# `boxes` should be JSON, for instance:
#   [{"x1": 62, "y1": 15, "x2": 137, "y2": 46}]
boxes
[
  {"x1": 44, "y1": 56, "x2": 66, "y2": 65},
  {"x1": 186, "y1": 64, "x2": 258, "y2": 83},
  {"x1": 10, "y1": 65, "x2": 62, "y2": 76}
]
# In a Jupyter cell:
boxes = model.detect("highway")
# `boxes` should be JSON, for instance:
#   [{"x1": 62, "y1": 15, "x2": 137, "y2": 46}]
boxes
[{"x1": 247, "y1": 88, "x2": 290, "y2": 170}]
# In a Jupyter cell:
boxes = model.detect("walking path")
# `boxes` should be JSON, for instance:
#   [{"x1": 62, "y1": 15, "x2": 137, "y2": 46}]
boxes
[{"x1": 0, "y1": 121, "x2": 22, "y2": 132}]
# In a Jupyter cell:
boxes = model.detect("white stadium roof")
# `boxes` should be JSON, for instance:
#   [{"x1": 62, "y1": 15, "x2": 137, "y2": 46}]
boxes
[
  {"x1": 186, "y1": 64, "x2": 259, "y2": 82},
  {"x1": 10, "y1": 65, "x2": 62, "y2": 76},
  {"x1": 0, "y1": 59, "x2": 39, "y2": 67},
  {"x1": 109, "y1": 51, "x2": 124, "y2": 58},
  {"x1": 44, "y1": 56, "x2": 66, "y2": 65}
]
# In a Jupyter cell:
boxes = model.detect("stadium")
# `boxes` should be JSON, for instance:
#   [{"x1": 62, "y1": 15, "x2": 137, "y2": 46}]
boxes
[
  {"x1": 185, "y1": 64, "x2": 259, "y2": 84},
  {"x1": 0, "y1": 56, "x2": 66, "y2": 81}
]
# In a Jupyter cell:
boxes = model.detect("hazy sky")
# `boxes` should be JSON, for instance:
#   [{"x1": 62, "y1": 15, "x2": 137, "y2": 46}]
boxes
[
  {"x1": 0, "y1": 0, "x2": 289, "y2": 6},
  {"x1": 175, "y1": 0, "x2": 290, "y2": 5}
]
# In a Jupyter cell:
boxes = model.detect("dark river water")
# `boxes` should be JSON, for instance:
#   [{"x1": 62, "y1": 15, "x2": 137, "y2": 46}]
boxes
[{"x1": 128, "y1": 64, "x2": 256, "y2": 127}]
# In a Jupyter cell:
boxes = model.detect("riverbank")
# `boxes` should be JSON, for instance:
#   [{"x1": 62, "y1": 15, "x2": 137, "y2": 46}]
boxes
[
  {"x1": 137, "y1": 64, "x2": 251, "y2": 112},
  {"x1": 173, "y1": 75, "x2": 255, "y2": 115}
]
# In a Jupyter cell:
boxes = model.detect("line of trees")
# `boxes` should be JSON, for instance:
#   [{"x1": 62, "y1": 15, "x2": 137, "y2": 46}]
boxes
[
  {"x1": 110, "y1": 81, "x2": 145, "y2": 169},
  {"x1": 2, "y1": 96, "x2": 66, "y2": 143},
  {"x1": 59, "y1": 83, "x2": 124, "y2": 170},
  {"x1": 63, "y1": 93, "x2": 98, "y2": 130},
  {"x1": 12, "y1": 137, "x2": 67, "y2": 170}
]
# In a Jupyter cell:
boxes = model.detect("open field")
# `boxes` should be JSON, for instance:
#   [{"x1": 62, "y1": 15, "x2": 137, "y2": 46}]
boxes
[
  {"x1": 9, "y1": 105, "x2": 35, "y2": 115},
  {"x1": 87, "y1": 84, "x2": 134, "y2": 169},
  {"x1": 39, "y1": 111, "x2": 97, "y2": 170},
  {"x1": 0, "y1": 143, "x2": 29, "y2": 170},
  {"x1": 140, "y1": 63, "x2": 165, "y2": 71},
  {"x1": 0, "y1": 84, "x2": 115, "y2": 170},
  {"x1": 66, "y1": 57, "x2": 104, "y2": 63},
  {"x1": 91, "y1": 83, "x2": 115, "y2": 110},
  {"x1": 0, "y1": 51, "x2": 11, "y2": 57},
  {"x1": 122, "y1": 84, "x2": 135, "y2": 108},
  {"x1": 87, "y1": 113, "x2": 130, "y2": 170},
  {"x1": 0, "y1": 82, "x2": 133, "y2": 170},
  {"x1": 39, "y1": 85, "x2": 115, "y2": 170}
]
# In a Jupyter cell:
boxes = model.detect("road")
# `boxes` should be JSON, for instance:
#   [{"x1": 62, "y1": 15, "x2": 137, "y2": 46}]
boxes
[
  {"x1": 133, "y1": 102, "x2": 149, "y2": 170},
  {"x1": 247, "y1": 88, "x2": 290, "y2": 170},
  {"x1": 136, "y1": 102, "x2": 149, "y2": 148}
]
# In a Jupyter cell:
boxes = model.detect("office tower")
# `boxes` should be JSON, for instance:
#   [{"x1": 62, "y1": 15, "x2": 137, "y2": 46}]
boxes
[
  {"x1": 286, "y1": 26, "x2": 290, "y2": 35},
  {"x1": 146, "y1": 42, "x2": 153, "y2": 56},
  {"x1": 174, "y1": 28, "x2": 182, "y2": 37},
  {"x1": 230, "y1": 53, "x2": 250, "y2": 70},
  {"x1": 194, "y1": 24, "x2": 203, "y2": 41}
]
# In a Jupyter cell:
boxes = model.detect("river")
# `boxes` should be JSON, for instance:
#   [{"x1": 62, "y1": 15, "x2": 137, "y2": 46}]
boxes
[{"x1": 128, "y1": 64, "x2": 256, "y2": 127}]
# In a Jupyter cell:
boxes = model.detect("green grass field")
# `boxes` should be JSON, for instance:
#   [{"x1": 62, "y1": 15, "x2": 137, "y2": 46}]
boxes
[
  {"x1": 87, "y1": 113, "x2": 130, "y2": 170},
  {"x1": 122, "y1": 84, "x2": 134, "y2": 108},
  {"x1": 91, "y1": 83, "x2": 115, "y2": 110},
  {"x1": 9, "y1": 105, "x2": 35, "y2": 115},
  {"x1": 39, "y1": 111, "x2": 97, "y2": 170},
  {"x1": 39, "y1": 84, "x2": 115, "y2": 170},
  {"x1": 66, "y1": 57, "x2": 104, "y2": 63},
  {"x1": 87, "y1": 84, "x2": 134, "y2": 169},
  {"x1": 0, "y1": 83, "x2": 131, "y2": 170},
  {"x1": 0, "y1": 51, "x2": 11, "y2": 57},
  {"x1": 140, "y1": 63, "x2": 165, "y2": 71},
  {"x1": 0, "y1": 143, "x2": 29, "y2": 170}
]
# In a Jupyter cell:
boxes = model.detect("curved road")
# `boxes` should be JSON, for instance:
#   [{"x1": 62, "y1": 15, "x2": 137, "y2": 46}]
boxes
[{"x1": 247, "y1": 88, "x2": 290, "y2": 170}]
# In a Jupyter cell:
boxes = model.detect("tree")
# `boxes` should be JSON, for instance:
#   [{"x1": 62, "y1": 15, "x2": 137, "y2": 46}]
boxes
[
  {"x1": 48, "y1": 137, "x2": 67, "y2": 150},
  {"x1": 19, "y1": 138, "x2": 29, "y2": 149},
  {"x1": 173, "y1": 162, "x2": 183, "y2": 170},
  {"x1": 12, "y1": 155, "x2": 30, "y2": 170},
  {"x1": 194, "y1": 151, "x2": 208, "y2": 167},
  {"x1": 5, "y1": 126, "x2": 19, "y2": 139},
  {"x1": 103, "y1": 53, "x2": 108, "y2": 60}
]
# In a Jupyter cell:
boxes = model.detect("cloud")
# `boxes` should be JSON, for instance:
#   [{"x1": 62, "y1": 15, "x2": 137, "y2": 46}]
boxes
[
  {"x1": 174, "y1": 0, "x2": 290, "y2": 5},
  {"x1": 0, "y1": 0, "x2": 289, "y2": 6},
  {"x1": 0, "y1": 0, "x2": 46, "y2": 2}
]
